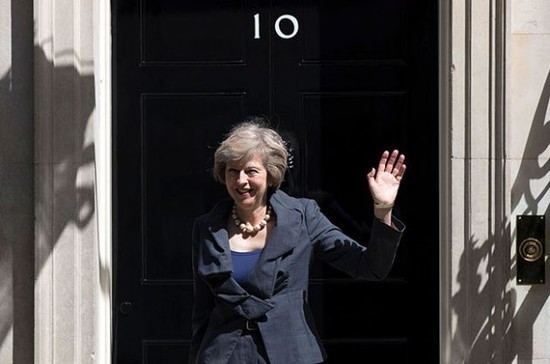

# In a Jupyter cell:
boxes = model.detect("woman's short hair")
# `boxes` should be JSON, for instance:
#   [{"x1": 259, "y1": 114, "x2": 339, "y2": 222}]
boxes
[{"x1": 213, "y1": 117, "x2": 288, "y2": 190}]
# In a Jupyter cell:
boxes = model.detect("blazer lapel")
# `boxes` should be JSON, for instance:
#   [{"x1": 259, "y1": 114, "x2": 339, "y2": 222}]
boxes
[
  {"x1": 245, "y1": 191, "x2": 303, "y2": 298},
  {"x1": 196, "y1": 199, "x2": 233, "y2": 278},
  {"x1": 261, "y1": 191, "x2": 302, "y2": 260}
]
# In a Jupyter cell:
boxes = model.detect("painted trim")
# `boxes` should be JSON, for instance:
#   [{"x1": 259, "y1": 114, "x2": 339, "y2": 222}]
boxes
[{"x1": 93, "y1": 0, "x2": 113, "y2": 363}]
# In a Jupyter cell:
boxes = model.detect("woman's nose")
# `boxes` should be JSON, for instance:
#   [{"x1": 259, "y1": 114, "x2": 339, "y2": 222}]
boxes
[{"x1": 236, "y1": 171, "x2": 247, "y2": 184}]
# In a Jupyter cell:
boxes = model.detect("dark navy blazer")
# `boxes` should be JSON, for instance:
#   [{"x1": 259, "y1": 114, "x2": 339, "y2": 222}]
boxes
[{"x1": 190, "y1": 190, "x2": 404, "y2": 364}]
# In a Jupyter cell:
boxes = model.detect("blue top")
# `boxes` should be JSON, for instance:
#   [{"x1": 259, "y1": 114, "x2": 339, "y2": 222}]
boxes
[{"x1": 231, "y1": 250, "x2": 262, "y2": 284}]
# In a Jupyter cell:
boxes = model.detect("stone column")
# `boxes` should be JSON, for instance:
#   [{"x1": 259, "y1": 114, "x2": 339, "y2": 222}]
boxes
[
  {"x1": 443, "y1": 0, "x2": 512, "y2": 363},
  {"x1": 34, "y1": 0, "x2": 98, "y2": 363}
]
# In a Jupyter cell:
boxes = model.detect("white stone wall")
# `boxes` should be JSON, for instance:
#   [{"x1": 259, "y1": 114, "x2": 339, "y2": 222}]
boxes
[
  {"x1": 33, "y1": 0, "x2": 99, "y2": 363},
  {"x1": 510, "y1": 1, "x2": 550, "y2": 363},
  {"x1": 446, "y1": 0, "x2": 550, "y2": 363}
]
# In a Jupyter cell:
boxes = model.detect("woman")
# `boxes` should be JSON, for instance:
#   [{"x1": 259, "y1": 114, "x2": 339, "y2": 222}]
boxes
[{"x1": 190, "y1": 119, "x2": 406, "y2": 364}]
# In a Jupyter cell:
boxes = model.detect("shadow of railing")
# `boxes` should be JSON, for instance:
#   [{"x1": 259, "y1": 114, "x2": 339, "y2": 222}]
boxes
[
  {"x1": 451, "y1": 69, "x2": 550, "y2": 363},
  {"x1": 508, "y1": 68, "x2": 550, "y2": 363},
  {"x1": 0, "y1": 35, "x2": 97, "y2": 362},
  {"x1": 1, "y1": 1, "x2": 33, "y2": 361}
]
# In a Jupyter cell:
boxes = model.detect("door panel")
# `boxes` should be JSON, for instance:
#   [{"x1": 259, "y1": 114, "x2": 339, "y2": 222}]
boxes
[
  {"x1": 141, "y1": 0, "x2": 246, "y2": 64},
  {"x1": 300, "y1": 0, "x2": 408, "y2": 62},
  {"x1": 142, "y1": 94, "x2": 245, "y2": 281},
  {"x1": 114, "y1": 0, "x2": 438, "y2": 362}
]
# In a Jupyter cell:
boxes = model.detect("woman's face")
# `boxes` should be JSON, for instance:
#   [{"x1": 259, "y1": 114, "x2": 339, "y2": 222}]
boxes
[{"x1": 225, "y1": 155, "x2": 270, "y2": 211}]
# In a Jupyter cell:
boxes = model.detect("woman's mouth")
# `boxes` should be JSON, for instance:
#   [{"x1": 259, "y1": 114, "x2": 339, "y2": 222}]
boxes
[{"x1": 237, "y1": 188, "x2": 253, "y2": 195}]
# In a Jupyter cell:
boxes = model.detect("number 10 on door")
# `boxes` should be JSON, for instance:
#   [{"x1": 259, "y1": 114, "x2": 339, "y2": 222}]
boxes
[{"x1": 254, "y1": 13, "x2": 299, "y2": 39}]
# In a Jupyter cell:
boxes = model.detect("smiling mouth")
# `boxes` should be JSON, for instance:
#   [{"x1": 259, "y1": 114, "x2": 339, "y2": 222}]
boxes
[{"x1": 237, "y1": 188, "x2": 253, "y2": 195}]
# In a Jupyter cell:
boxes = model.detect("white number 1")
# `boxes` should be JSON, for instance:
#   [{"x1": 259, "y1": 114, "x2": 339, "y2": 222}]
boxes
[{"x1": 254, "y1": 13, "x2": 261, "y2": 39}]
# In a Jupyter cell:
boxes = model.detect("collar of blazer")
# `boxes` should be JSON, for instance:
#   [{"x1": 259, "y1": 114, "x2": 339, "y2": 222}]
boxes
[{"x1": 196, "y1": 190, "x2": 304, "y2": 298}]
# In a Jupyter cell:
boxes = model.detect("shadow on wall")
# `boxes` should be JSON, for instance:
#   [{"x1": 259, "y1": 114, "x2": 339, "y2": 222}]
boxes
[
  {"x1": 0, "y1": 1, "x2": 33, "y2": 362},
  {"x1": 0, "y1": 41, "x2": 97, "y2": 362},
  {"x1": 451, "y1": 69, "x2": 550, "y2": 363}
]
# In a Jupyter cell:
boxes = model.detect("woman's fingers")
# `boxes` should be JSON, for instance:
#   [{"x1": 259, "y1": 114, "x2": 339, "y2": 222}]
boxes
[
  {"x1": 377, "y1": 150, "x2": 390, "y2": 175},
  {"x1": 384, "y1": 150, "x2": 399, "y2": 173},
  {"x1": 373, "y1": 149, "x2": 406, "y2": 182},
  {"x1": 392, "y1": 153, "x2": 405, "y2": 175},
  {"x1": 395, "y1": 163, "x2": 406, "y2": 181}
]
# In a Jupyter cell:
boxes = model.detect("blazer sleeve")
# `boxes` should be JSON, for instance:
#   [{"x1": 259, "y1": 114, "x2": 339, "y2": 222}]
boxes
[
  {"x1": 305, "y1": 199, "x2": 405, "y2": 280},
  {"x1": 189, "y1": 221, "x2": 215, "y2": 363}
]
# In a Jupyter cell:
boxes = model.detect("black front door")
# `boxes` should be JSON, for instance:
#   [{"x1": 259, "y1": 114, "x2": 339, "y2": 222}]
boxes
[{"x1": 114, "y1": 1, "x2": 438, "y2": 363}]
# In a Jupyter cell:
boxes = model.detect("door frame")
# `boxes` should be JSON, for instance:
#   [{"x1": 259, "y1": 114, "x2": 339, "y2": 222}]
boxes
[
  {"x1": 439, "y1": 0, "x2": 452, "y2": 362},
  {"x1": 101, "y1": 1, "x2": 454, "y2": 362},
  {"x1": 96, "y1": 1, "x2": 114, "y2": 363}
]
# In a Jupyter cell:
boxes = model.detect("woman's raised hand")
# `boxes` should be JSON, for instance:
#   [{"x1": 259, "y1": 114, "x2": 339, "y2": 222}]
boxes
[{"x1": 366, "y1": 150, "x2": 406, "y2": 208}]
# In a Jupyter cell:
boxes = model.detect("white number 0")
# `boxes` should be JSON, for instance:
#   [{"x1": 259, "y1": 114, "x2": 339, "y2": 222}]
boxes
[{"x1": 254, "y1": 13, "x2": 299, "y2": 40}]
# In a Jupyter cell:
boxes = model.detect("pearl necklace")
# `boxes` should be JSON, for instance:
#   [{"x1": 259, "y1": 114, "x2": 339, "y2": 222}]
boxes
[{"x1": 232, "y1": 205, "x2": 272, "y2": 234}]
